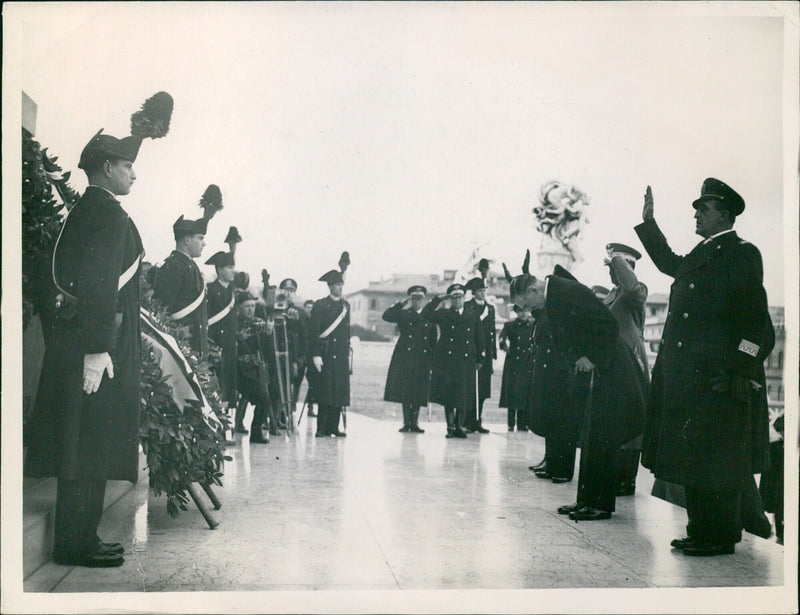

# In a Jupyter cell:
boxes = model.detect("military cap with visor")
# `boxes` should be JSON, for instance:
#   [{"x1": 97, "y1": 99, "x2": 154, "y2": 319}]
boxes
[
  {"x1": 279, "y1": 278, "x2": 298, "y2": 291},
  {"x1": 465, "y1": 277, "x2": 487, "y2": 291},
  {"x1": 605, "y1": 243, "x2": 642, "y2": 264},
  {"x1": 692, "y1": 177, "x2": 745, "y2": 217},
  {"x1": 407, "y1": 285, "x2": 427, "y2": 297},
  {"x1": 447, "y1": 283, "x2": 466, "y2": 296}
]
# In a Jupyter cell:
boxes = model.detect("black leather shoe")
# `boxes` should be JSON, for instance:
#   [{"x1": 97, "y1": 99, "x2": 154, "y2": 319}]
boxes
[
  {"x1": 453, "y1": 429, "x2": 467, "y2": 438},
  {"x1": 551, "y1": 476, "x2": 571, "y2": 484},
  {"x1": 409, "y1": 425, "x2": 425, "y2": 433},
  {"x1": 682, "y1": 541, "x2": 735, "y2": 556},
  {"x1": 234, "y1": 425, "x2": 249, "y2": 434},
  {"x1": 569, "y1": 507, "x2": 611, "y2": 521},
  {"x1": 96, "y1": 541, "x2": 124, "y2": 556},
  {"x1": 531, "y1": 460, "x2": 547, "y2": 472},
  {"x1": 616, "y1": 481, "x2": 636, "y2": 496},
  {"x1": 53, "y1": 552, "x2": 125, "y2": 568},
  {"x1": 399, "y1": 425, "x2": 410, "y2": 433},
  {"x1": 250, "y1": 433, "x2": 268, "y2": 443},
  {"x1": 464, "y1": 427, "x2": 475, "y2": 434},
  {"x1": 445, "y1": 431, "x2": 454, "y2": 439},
  {"x1": 476, "y1": 425, "x2": 490, "y2": 434},
  {"x1": 315, "y1": 432, "x2": 326, "y2": 438},
  {"x1": 557, "y1": 503, "x2": 581, "y2": 515},
  {"x1": 331, "y1": 430, "x2": 347, "y2": 437},
  {"x1": 670, "y1": 537, "x2": 695, "y2": 550},
  {"x1": 535, "y1": 470, "x2": 552, "y2": 479}
]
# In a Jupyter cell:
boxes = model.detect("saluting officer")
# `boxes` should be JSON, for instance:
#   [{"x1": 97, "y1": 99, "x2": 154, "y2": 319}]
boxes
[
  {"x1": 25, "y1": 117, "x2": 164, "y2": 566},
  {"x1": 464, "y1": 277, "x2": 496, "y2": 433},
  {"x1": 205, "y1": 251, "x2": 238, "y2": 416},
  {"x1": 309, "y1": 269, "x2": 350, "y2": 437},
  {"x1": 427, "y1": 283, "x2": 485, "y2": 439},
  {"x1": 602, "y1": 243, "x2": 650, "y2": 496},
  {"x1": 382, "y1": 285, "x2": 437, "y2": 433},
  {"x1": 153, "y1": 216, "x2": 209, "y2": 356},
  {"x1": 635, "y1": 180, "x2": 772, "y2": 556}
]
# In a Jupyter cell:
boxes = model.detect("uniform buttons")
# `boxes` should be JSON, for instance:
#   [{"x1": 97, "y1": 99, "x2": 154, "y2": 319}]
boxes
[
  {"x1": 448, "y1": 350, "x2": 452, "y2": 354},
  {"x1": 464, "y1": 353, "x2": 468, "y2": 357},
  {"x1": 682, "y1": 313, "x2": 689, "y2": 319},
  {"x1": 543, "y1": 363, "x2": 547, "y2": 368},
  {"x1": 546, "y1": 349, "x2": 551, "y2": 354},
  {"x1": 676, "y1": 342, "x2": 682, "y2": 348},
  {"x1": 689, "y1": 283, "x2": 695, "y2": 289}
]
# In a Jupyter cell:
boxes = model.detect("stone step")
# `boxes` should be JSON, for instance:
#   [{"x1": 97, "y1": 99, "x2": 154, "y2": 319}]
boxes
[{"x1": 23, "y1": 450, "x2": 148, "y2": 580}]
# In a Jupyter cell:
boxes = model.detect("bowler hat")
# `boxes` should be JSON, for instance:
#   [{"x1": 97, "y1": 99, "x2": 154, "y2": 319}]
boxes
[{"x1": 692, "y1": 177, "x2": 745, "y2": 216}]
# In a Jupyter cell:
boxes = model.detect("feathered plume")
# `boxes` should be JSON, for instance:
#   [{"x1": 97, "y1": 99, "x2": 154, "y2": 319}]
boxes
[
  {"x1": 225, "y1": 226, "x2": 242, "y2": 255},
  {"x1": 198, "y1": 184, "x2": 223, "y2": 221},
  {"x1": 130, "y1": 91, "x2": 174, "y2": 139},
  {"x1": 338, "y1": 251, "x2": 351, "y2": 272},
  {"x1": 502, "y1": 262, "x2": 513, "y2": 283},
  {"x1": 521, "y1": 249, "x2": 531, "y2": 275}
]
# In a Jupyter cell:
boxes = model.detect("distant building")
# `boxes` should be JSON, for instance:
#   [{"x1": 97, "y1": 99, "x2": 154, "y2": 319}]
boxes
[{"x1": 347, "y1": 272, "x2": 512, "y2": 338}]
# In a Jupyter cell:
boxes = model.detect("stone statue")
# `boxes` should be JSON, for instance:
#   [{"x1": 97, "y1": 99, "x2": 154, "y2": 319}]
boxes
[{"x1": 533, "y1": 180, "x2": 590, "y2": 266}]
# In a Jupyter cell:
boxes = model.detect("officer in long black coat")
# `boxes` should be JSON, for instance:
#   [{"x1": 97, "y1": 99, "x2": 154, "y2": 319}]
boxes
[
  {"x1": 153, "y1": 216, "x2": 209, "y2": 357},
  {"x1": 635, "y1": 180, "x2": 772, "y2": 556},
  {"x1": 464, "y1": 277, "x2": 496, "y2": 433},
  {"x1": 309, "y1": 269, "x2": 350, "y2": 437},
  {"x1": 382, "y1": 285, "x2": 436, "y2": 433},
  {"x1": 426, "y1": 284, "x2": 485, "y2": 438},
  {"x1": 25, "y1": 129, "x2": 148, "y2": 568},
  {"x1": 602, "y1": 243, "x2": 650, "y2": 496},
  {"x1": 498, "y1": 307, "x2": 536, "y2": 431},
  {"x1": 512, "y1": 268, "x2": 645, "y2": 520},
  {"x1": 205, "y1": 251, "x2": 238, "y2": 408}
]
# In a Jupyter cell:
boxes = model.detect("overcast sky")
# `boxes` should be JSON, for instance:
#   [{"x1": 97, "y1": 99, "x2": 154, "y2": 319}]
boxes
[{"x1": 9, "y1": 1, "x2": 796, "y2": 305}]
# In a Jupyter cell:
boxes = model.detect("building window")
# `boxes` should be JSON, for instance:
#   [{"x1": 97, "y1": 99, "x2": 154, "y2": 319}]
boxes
[
  {"x1": 778, "y1": 351, "x2": 783, "y2": 369},
  {"x1": 369, "y1": 299, "x2": 377, "y2": 310}
]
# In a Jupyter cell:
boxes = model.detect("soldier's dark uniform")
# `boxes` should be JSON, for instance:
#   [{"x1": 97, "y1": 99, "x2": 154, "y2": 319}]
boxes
[
  {"x1": 153, "y1": 217, "x2": 209, "y2": 357},
  {"x1": 382, "y1": 285, "x2": 437, "y2": 433},
  {"x1": 25, "y1": 128, "x2": 152, "y2": 568},
  {"x1": 205, "y1": 251, "x2": 238, "y2": 405},
  {"x1": 498, "y1": 312, "x2": 536, "y2": 431},
  {"x1": 308, "y1": 270, "x2": 350, "y2": 437},
  {"x1": 464, "y1": 277, "x2": 496, "y2": 433},
  {"x1": 635, "y1": 178, "x2": 771, "y2": 553},
  {"x1": 426, "y1": 284, "x2": 485, "y2": 438},
  {"x1": 602, "y1": 244, "x2": 650, "y2": 496}
]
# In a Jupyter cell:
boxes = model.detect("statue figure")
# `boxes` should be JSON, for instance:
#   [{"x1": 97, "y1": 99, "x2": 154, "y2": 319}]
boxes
[{"x1": 533, "y1": 180, "x2": 590, "y2": 265}]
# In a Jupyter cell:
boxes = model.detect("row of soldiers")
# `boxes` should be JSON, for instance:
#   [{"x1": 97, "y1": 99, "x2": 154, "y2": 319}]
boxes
[{"x1": 149, "y1": 215, "x2": 354, "y2": 443}]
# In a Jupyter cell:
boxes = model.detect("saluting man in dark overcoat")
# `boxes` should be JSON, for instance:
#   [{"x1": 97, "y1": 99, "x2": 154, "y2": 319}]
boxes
[
  {"x1": 602, "y1": 243, "x2": 650, "y2": 496},
  {"x1": 635, "y1": 180, "x2": 772, "y2": 556},
  {"x1": 512, "y1": 267, "x2": 645, "y2": 520},
  {"x1": 153, "y1": 216, "x2": 209, "y2": 356},
  {"x1": 25, "y1": 127, "x2": 153, "y2": 567},
  {"x1": 464, "y1": 277, "x2": 496, "y2": 433},
  {"x1": 309, "y1": 269, "x2": 350, "y2": 437},
  {"x1": 205, "y1": 251, "x2": 238, "y2": 409},
  {"x1": 426, "y1": 284, "x2": 485, "y2": 439},
  {"x1": 382, "y1": 285, "x2": 437, "y2": 433}
]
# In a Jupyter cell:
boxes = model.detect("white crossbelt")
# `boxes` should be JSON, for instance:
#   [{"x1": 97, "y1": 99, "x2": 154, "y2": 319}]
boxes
[
  {"x1": 208, "y1": 293, "x2": 234, "y2": 326},
  {"x1": 170, "y1": 279, "x2": 207, "y2": 321},
  {"x1": 319, "y1": 305, "x2": 348, "y2": 339},
  {"x1": 118, "y1": 253, "x2": 142, "y2": 290}
]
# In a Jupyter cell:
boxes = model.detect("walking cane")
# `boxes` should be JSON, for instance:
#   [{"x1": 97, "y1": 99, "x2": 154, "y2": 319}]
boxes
[{"x1": 475, "y1": 364, "x2": 481, "y2": 427}]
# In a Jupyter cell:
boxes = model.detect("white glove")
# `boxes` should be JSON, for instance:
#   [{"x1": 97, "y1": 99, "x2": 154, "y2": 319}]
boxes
[
  {"x1": 312, "y1": 356, "x2": 324, "y2": 372},
  {"x1": 83, "y1": 352, "x2": 114, "y2": 394}
]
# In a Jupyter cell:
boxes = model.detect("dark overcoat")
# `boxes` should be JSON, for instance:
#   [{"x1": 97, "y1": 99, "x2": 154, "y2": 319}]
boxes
[
  {"x1": 207, "y1": 279, "x2": 237, "y2": 403},
  {"x1": 545, "y1": 275, "x2": 646, "y2": 450},
  {"x1": 308, "y1": 296, "x2": 350, "y2": 407},
  {"x1": 426, "y1": 298, "x2": 485, "y2": 410},
  {"x1": 153, "y1": 250, "x2": 208, "y2": 356},
  {"x1": 25, "y1": 187, "x2": 143, "y2": 482},
  {"x1": 466, "y1": 299, "x2": 496, "y2": 401},
  {"x1": 526, "y1": 310, "x2": 579, "y2": 439},
  {"x1": 498, "y1": 317, "x2": 535, "y2": 410},
  {"x1": 382, "y1": 301, "x2": 436, "y2": 406},
  {"x1": 635, "y1": 220, "x2": 772, "y2": 491}
]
